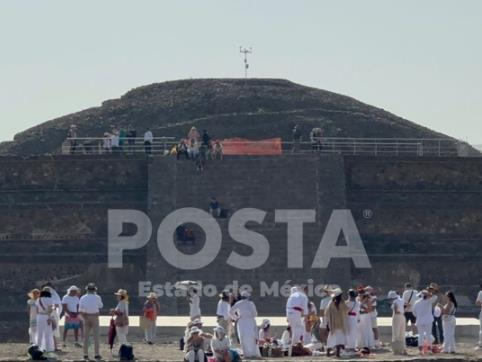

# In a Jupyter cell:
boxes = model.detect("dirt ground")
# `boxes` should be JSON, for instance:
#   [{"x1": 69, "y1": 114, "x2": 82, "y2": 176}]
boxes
[{"x1": 1, "y1": 338, "x2": 482, "y2": 362}]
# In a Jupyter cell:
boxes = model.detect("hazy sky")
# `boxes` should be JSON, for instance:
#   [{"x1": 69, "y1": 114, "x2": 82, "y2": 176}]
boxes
[{"x1": 1, "y1": 1, "x2": 481, "y2": 144}]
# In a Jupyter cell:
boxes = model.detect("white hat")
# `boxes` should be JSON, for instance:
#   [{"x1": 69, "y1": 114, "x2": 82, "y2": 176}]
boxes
[
  {"x1": 240, "y1": 290, "x2": 251, "y2": 298},
  {"x1": 261, "y1": 319, "x2": 270, "y2": 329},
  {"x1": 189, "y1": 326, "x2": 201, "y2": 335},
  {"x1": 67, "y1": 285, "x2": 80, "y2": 293},
  {"x1": 331, "y1": 288, "x2": 343, "y2": 297},
  {"x1": 387, "y1": 290, "x2": 398, "y2": 299}
]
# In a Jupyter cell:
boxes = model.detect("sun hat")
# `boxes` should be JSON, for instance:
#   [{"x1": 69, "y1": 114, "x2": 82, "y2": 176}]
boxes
[
  {"x1": 114, "y1": 289, "x2": 128, "y2": 297},
  {"x1": 331, "y1": 288, "x2": 343, "y2": 297},
  {"x1": 261, "y1": 319, "x2": 270, "y2": 329},
  {"x1": 387, "y1": 291, "x2": 398, "y2": 299},
  {"x1": 86, "y1": 283, "x2": 97, "y2": 291},
  {"x1": 67, "y1": 285, "x2": 80, "y2": 293},
  {"x1": 147, "y1": 292, "x2": 158, "y2": 299}
]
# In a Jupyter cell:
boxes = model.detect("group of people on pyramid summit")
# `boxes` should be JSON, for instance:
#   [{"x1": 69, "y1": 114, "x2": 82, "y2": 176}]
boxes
[{"x1": 26, "y1": 280, "x2": 482, "y2": 361}]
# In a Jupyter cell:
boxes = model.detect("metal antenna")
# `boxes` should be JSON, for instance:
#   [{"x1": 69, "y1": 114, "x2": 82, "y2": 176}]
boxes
[{"x1": 239, "y1": 46, "x2": 252, "y2": 78}]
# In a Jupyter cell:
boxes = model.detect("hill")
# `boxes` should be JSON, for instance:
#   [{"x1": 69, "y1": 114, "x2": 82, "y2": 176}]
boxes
[{"x1": 0, "y1": 78, "x2": 468, "y2": 155}]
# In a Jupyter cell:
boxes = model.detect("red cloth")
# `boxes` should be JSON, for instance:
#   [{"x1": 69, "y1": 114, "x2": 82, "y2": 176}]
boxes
[{"x1": 221, "y1": 138, "x2": 282, "y2": 155}]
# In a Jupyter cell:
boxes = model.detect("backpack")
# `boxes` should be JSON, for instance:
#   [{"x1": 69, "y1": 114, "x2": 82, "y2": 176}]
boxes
[
  {"x1": 28, "y1": 345, "x2": 47, "y2": 360},
  {"x1": 119, "y1": 344, "x2": 134, "y2": 360}
]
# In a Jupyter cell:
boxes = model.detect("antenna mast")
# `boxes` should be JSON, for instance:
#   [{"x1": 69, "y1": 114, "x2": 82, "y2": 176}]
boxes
[{"x1": 239, "y1": 46, "x2": 252, "y2": 78}]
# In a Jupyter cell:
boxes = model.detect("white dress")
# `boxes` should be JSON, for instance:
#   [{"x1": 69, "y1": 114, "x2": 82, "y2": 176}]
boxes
[
  {"x1": 230, "y1": 299, "x2": 260, "y2": 358},
  {"x1": 345, "y1": 300, "x2": 360, "y2": 349},
  {"x1": 357, "y1": 305, "x2": 374, "y2": 349},
  {"x1": 189, "y1": 294, "x2": 201, "y2": 319}
]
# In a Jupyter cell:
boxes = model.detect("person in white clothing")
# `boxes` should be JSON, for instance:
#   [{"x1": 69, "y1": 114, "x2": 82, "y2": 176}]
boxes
[
  {"x1": 357, "y1": 291, "x2": 374, "y2": 350},
  {"x1": 412, "y1": 289, "x2": 434, "y2": 352},
  {"x1": 216, "y1": 291, "x2": 231, "y2": 340},
  {"x1": 211, "y1": 326, "x2": 232, "y2": 362},
  {"x1": 79, "y1": 283, "x2": 103, "y2": 360},
  {"x1": 36, "y1": 288, "x2": 55, "y2": 352},
  {"x1": 61, "y1": 286, "x2": 81, "y2": 346},
  {"x1": 476, "y1": 284, "x2": 482, "y2": 349},
  {"x1": 27, "y1": 289, "x2": 40, "y2": 345},
  {"x1": 188, "y1": 288, "x2": 201, "y2": 321},
  {"x1": 441, "y1": 291, "x2": 457, "y2": 353},
  {"x1": 258, "y1": 319, "x2": 273, "y2": 345},
  {"x1": 41, "y1": 283, "x2": 62, "y2": 351},
  {"x1": 387, "y1": 291, "x2": 407, "y2": 355},
  {"x1": 229, "y1": 290, "x2": 260, "y2": 358},
  {"x1": 402, "y1": 282, "x2": 419, "y2": 334},
  {"x1": 286, "y1": 286, "x2": 308, "y2": 347},
  {"x1": 365, "y1": 286, "x2": 380, "y2": 348},
  {"x1": 345, "y1": 289, "x2": 360, "y2": 351},
  {"x1": 112, "y1": 289, "x2": 129, "y2": 345},
  {"x1": 144, "y1": 129, "x2": 153, "y2": 154}
]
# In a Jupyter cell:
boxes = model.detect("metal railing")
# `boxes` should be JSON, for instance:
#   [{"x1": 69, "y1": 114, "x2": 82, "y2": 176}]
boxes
[
  {"x1": 61, "y1": 137, "x2": 469, "y2": 157},
  {"x1": 291, "y1": 137, "x2": 465, "y2": 157},
  {"x1": 62, "y1": 137, "x2": 176, "y2": 155}
]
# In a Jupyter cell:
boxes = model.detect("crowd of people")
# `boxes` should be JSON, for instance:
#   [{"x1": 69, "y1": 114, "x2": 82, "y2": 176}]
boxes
[
  {"x1": 64, "y1": 124, "x2": 224, "y2": 164},
  {"x1": 26, "y1": 281, "x2": 482, "y2": 361}
]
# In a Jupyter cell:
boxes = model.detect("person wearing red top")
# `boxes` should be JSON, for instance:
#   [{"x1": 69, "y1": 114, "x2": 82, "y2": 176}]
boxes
[{"x1": 143, "y1": 292, "x2": 160, "y2": 344}]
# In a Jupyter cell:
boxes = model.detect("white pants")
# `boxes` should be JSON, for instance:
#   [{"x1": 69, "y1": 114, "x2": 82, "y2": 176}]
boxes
[
  {"x1": 185, "y1": 349, "x2": 204, "y2": 362},
  {"x1": 36, "y1": 315, "x2": 54, "y2": 352},
  {"x1": 116, "y1": 325, "x2": 129, "y2": 345},
  {"x1": 442, "y1": 316, "x2": 456, "y2": 352},
  {"x1": 29, "y1": 326, "x2": 37, "y2": 345},
  {"x1": 416, "y1": 323, "x2": 433, "y2": 348},
  {"x1": 392, "y1": 314, "x2": 406, "y2": 354},
  {"x1": 287, "y1": 314, "x2": 304, "y2": 345},
  {"x1": 479, "y1": 310, "x2": 482, "y2": 346},
  {"x1": 237, "y1": 318, "x2": 260, "y2": 358}
]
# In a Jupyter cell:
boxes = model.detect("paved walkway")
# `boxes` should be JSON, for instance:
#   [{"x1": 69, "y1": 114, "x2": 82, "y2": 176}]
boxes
[{"x1": 60, "y1": 316, "x2": 480, "y2": 327}]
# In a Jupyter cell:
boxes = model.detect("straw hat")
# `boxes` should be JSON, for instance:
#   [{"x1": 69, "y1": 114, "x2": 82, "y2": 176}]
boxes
[
  {"x1": 147, "y1": 292, "x2": 158, "y2": 299},
  {"x1": 114, "y1": 289, "x2": 128, "y2": 297},
  {"x1": 331, "y1": 288, "x2": 343, "y2": 297},
  {"x1": 428, "y1": 282, "x2": 439, "y2": 292}
]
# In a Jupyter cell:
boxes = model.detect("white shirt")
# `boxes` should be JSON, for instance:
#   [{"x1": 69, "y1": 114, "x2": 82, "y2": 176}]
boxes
[
  {"x1": 211, "y1": 337, "x2": 230, "y2": 359},
  {"x1": 391, "y1": 297, "x2": 405, "y2": 315},
  {"x1": 412, "y1": 297, "x2": 434, "y2": 325},
  {"x1": 79, "y1": 293, "x2": 103, "y2": 314},
  {"x1": 216, "y1": 300, "x2": 231, "y2": 320},
  {"x1": 319, "y1": 296, "x2": 331, "y2": 313},
  {"x1": 402, "y1": 289, "x2": 418, "y2": 312},
  {"x1": 62, "y1": 295, "x2": 80, "y2": 314},
  {"x1": 36, "y1": 297, "x2": 53, "y2": 315},
  {"x1": 346, "y1": 300, "x2": 361, "y2": 317},
  {"x1": 286, "y1": 288, "x2": 308, "y2": 316},
  {"x1": 116, "y1": 300, "x2": 129, "y2": 316},
  {"x1": 189, "y1": 294, "x2": 201, "y2": 317},
  {"x1": 230, "y1": 299, "x2": 258, "y2": 321},
  {"x1": 144, "y1": 131, "x2": 153, "y2": 142},
  {"x1": 476, "y1": 291, "x2": 482, "y2": 309}
]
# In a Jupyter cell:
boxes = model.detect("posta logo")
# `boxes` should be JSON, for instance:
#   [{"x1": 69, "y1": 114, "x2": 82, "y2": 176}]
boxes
[{"x1": 107, "y1": 208, "x2": 371, "y2": 270}]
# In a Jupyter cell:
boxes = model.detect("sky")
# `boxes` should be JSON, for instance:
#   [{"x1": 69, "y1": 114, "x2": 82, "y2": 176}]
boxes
[{"x1": 0, "y1": 1, "x2": 481, "y2": 144}]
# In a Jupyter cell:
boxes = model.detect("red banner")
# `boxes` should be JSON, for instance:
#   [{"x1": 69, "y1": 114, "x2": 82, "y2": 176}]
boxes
[{"x1": 221, "y1": 138, "x2": 282, "y2": 155}]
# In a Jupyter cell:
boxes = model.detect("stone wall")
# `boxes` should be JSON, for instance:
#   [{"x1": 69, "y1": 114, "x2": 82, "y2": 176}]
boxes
[{"x1": 0, "y1": 154, "x2": 481, "y2": 341}]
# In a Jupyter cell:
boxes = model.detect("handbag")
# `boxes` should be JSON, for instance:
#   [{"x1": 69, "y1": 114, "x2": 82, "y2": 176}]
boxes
[{"x1": 115, "y1": 313, "x2": 128, "y2": 327}]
